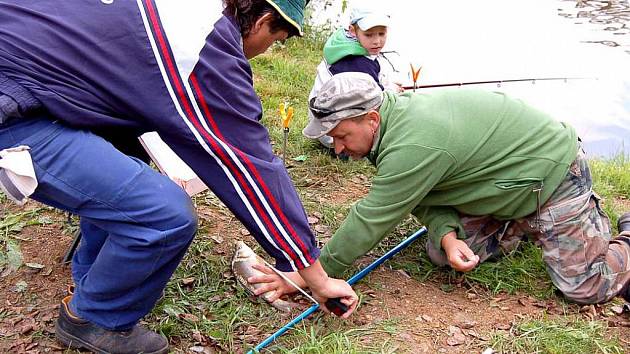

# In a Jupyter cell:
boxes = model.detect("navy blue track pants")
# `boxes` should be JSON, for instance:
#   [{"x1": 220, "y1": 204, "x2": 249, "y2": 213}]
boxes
[{"x1": 0, "y1": 116, "x2": 198, "y2": 330}]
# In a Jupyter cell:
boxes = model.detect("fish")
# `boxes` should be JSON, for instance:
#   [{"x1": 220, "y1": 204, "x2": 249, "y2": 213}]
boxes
[{"x1": 231, "y1": 241, "x2": 299, "y2": 312}]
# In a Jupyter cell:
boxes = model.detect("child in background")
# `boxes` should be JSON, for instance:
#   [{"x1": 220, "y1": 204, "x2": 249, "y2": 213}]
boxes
[{"x1": 305, "y1": 5, "x2": 405, "y2": 148}]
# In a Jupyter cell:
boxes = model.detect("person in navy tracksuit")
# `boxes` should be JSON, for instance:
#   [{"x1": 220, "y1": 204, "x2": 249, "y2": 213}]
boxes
[{"x1": 0, "y1": 0, "x2": 358, "y2": 352}]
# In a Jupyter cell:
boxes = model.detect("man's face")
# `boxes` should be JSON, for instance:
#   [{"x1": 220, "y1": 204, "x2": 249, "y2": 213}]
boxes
[
  {"x1": 352, "y1": 25, "x2": 388, "y2": 56},
  {"x1": 243, "y1": 15, "x2": 289, "y2": 59},
  {"x1": 328, "y1": 112, "x2": 379, "y2": 160}
]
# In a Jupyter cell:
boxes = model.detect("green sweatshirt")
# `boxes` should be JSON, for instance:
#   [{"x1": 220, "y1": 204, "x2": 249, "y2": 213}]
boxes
[
  {"x1": 323, "y1": 28, "x2": 368, "y2": 65},
  {"x1": 319, "y1": 89, "x2": 578, "y2": 277}
]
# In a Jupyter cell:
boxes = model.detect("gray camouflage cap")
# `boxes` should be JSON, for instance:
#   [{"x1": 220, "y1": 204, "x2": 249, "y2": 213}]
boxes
[{"x1": 303, "y1": 72, "x2": 383, "y2": 139}]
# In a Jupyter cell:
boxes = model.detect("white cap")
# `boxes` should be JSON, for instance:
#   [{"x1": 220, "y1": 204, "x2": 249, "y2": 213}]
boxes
[{"x1": 349, "y1": 6, "x2": 390, "y2": 31}]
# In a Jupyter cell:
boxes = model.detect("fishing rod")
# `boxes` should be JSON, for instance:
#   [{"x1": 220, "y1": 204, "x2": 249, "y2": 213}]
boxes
[
  {"x1": 401, "y1": 77, "x2": 596, "y2": 91},
  {"x1": 248, "y1": 227, "x2": 428, "y2": 353}
]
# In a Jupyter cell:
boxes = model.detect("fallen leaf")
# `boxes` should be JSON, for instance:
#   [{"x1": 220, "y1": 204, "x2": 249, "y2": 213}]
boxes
[
  {"x1": 396, "y1": 269, "x2": 411, "y2": 279},
  {"x1": 41, "y1": 312, "x2": 55, "y2": 323},
  {"x1": 610, "y1": 305, "x2": 624, "y2": 315},
  {"x1": 210, "y1": 235, "x2": 223, "y2": 244},
  {"x1": 46, "y1": 343, "x2": 64, "y2": 350},
  {"x1": 454, "y1": 312, "x2": 478, "y2": 329},
  {"x1": 307, "y1": 216, "x2": 319, "y2": 224},
  {"x1": 464, "y1": 329, "x2": 489, "y2": 341},
  {"x1": 189, "y1": 345, "x2": 214, "y2": 353},
  {"x1": 240, "y1": 229, "x2": 250, "y2": 236},
  {"x1": 208, "y1": 295, "x2": 222, "y2": 302},
  {"x1": 14, "y1": 281, "x2": 28, "y2": 293},
  {"x1": 25, "y1": 342, "x2": 38, "y2": 351},
  {"x1": 178, "y1": 313, "x2": 199, "y2": 323},
  {"x1": 19, "y1": 324, "x2": 33, "y2": 335},
  {"x1": 421, "y1": 314, "x2": 434, "y2": 322},
  {"x1": 25, "y1": 263, "x2": 44, "y2": 269},
  {"x1": 491, "y1": 295, "x2": 508, "y2": 302},
  {"x1": 448, "y1": 325, "x2": 463, "y2": 335},
  {"x1": 447, "y1": 333, "x2": 466, "y2": 346},
  {"x1": 1, "y1": 239, "x2": 22, "y2": 277},
  {"x1": 314, "y1": 225, "x2": 329, "y2": 233},
  {"x1": 181, "y1": 277, "x2": 195, "y2": 286},
  {"x1": 494, "y1": 322, "x2": 511, "y2": 330},
  {"x1": 192, "y1": 330, "x2": 206, "y2": 343},
  {"x1": 398, "y1": 331, "x2": 413, "y2": 341},
  {"x1": 9, "y1": 316, "x2": 24, "y2": 326}
]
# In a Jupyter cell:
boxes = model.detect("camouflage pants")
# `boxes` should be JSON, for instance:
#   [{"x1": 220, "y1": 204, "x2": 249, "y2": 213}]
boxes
[{"x1": 427, "y1": 147, "x2": 630, "y2": 304}]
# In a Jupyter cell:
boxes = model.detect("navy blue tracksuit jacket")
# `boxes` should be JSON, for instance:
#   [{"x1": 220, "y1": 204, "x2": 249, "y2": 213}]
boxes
[{"x1": 0, "y1": 0, "x2": 319, "y2": 271}]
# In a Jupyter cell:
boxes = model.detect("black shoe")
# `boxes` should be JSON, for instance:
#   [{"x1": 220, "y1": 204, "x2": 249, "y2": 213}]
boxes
[
  {"x1": 55, "y1": 296, "x2": 168, "y2": 354},
  {"x1": 618, "y1": 212, "x2": 630, "y2": 233}
]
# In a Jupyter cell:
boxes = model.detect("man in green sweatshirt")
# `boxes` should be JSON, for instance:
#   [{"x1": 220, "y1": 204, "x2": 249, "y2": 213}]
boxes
[{"x1": 249, "y1": 72, "x2": 630, "y2": 305}]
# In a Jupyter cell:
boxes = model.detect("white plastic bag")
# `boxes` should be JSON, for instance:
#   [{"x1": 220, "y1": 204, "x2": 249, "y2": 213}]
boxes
[{"x1": 0, "y1": 145, "x2": 37, "y2": 205}]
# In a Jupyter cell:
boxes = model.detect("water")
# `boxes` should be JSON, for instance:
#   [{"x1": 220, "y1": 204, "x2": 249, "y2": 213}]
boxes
[{"x1": 308, "y1": 0, "x2": 630, "y2": 158}]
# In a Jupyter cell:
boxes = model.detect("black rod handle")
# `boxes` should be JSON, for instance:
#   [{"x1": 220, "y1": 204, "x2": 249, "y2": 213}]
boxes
[{"x1": 325, "y1": 298, "x2": 348, "y2": 316}]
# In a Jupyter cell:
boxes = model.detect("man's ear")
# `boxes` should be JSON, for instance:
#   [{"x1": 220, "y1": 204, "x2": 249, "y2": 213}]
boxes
[
  {"x1": 251, "y1": 12, "x2": 273, "y2": 35},
  {"x1": 366, "y1": 110, "x2": 380, "y2": 129}
]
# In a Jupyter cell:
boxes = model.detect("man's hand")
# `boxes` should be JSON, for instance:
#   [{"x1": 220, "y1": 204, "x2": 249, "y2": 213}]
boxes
[
  {"x1": 248, "y1": 264, "x2": 304, "y2": 302},
  {"x1": 309, "y1": 277, "x2": 358, "y2": 319},
  {"x1": 298, "y1": 260, "x2": 359, "y2": 318},
  {"x1": 387, "y1": 82, "x2": 404, "y2": 93},
  {"x1": 441, "y1": 232, "x2": 479, "y2": 272}
]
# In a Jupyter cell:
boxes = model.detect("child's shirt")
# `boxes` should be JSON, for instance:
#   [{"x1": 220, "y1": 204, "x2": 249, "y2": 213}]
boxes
[{"x1": 308, "y1": 28, "x2": 403, "y2": 119}]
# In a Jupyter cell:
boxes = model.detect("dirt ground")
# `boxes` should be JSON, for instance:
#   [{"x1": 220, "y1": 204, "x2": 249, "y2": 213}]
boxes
[{"x1": 1, "y1": 185, "x2": 629, "y2": 353}]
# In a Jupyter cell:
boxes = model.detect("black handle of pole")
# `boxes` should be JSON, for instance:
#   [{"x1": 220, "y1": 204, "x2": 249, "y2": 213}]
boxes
[{"x1": 325, "y1": 297, "x2": 348, "y2": 316}]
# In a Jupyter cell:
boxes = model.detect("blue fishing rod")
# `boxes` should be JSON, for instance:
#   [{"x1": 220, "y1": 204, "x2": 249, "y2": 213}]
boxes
[{"x1": 248, "y1": 226, "x2": 428, "y2": 353}]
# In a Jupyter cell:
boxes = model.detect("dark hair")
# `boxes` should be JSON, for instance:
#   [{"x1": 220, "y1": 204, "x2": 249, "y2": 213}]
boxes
[{"x1": 224, "y1": 0, "x2": 299, "y2": 38}]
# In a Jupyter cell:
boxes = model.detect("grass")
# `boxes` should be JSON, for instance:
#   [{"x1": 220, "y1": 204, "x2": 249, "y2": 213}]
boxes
[
  {"x1": 0, "y1": 207, "x2": 54, "y2": 277},
  {"x1": 271, "y1": 319, "x2": 400, "y2": 353},
  {"x1": 490, "y1": 317, "x2": 624, "y2": 354},
  {"x1": 383, "y1": 232, "x2": 554, "y2": 298},
  {"x1": 590, "y1": 155, "x2": 630, "y2": 229}
]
